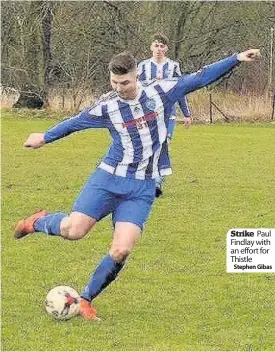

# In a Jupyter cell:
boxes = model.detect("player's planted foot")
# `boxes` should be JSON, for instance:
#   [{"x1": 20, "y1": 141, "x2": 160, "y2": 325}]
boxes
[
  {"x1": 14, "y1": 209, "x2": 47, "y2": 239},
  {"x1": 155, "y1": 186, "x2": 163, "y2": 198},
  {"x1": 80, "y1": 298, "x2": 101, "y2": 321}
]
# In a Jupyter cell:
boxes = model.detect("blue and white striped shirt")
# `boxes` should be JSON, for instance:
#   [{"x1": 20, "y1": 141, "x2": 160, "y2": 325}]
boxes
[
  {"x1": 138, "y1": 57, "x2": 182, "y2": 81},
  {"x1": 138, "y1": 57, "x2": 191, "y2": 118},
  {"x1": 44, "y1": 55, "x2": 239, "y2": 180}
]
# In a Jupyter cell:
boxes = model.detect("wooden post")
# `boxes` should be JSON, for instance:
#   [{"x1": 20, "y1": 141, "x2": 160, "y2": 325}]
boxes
[
  {"x1": 210, "y1": 93, "x2": 213, "y2": 123},
  {"x1": 272, "y1": 93, "x2": 275, "y2": 120},
  {"x1": 268, "y1": 28, "x2": 274, "y2": 93}
]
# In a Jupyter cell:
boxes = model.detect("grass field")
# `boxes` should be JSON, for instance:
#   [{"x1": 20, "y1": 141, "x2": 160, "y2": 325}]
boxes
[{"x1": 2, "y1": 112, "x2": 275, "y2": 351}]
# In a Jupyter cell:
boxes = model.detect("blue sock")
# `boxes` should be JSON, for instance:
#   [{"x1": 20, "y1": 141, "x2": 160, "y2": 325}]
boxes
[
  {"x1": 156, "y1": 176, "x2": 165, "y2": 187},
  {"x1": 81, "y1": 254, "x2": 125, "y2": 302},
  {"x1": 34, "y1": 212, "x2": 67, "y2": 235}
]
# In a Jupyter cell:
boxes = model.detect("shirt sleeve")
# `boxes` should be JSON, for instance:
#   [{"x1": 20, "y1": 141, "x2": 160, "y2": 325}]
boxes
[
  {"x1": 173, "y1": 62, "x2": 182, "y2": 77},
  {"x1": 166, "y1": 54, "x2": 239, "y2": 104},
  {"x1": 178, "y1": 96, "x2": 191, "y2": 118},
  {"x1": 137, "y1": 61, "x2": 146, "y2": 81},
  {"x1": 172, "y1": 62, "x2": 191, "y2": 117},
  {"x1": 44, "y1": 104, "x2": 107, "y2": 143}
]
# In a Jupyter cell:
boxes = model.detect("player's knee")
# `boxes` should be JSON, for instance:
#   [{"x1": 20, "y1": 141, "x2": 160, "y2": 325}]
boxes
[
  {"x1": 60, "y1": 213, "x2": 95, "y2": 240},
  {"x1": 66, "y1": 227, "x2": 88, "y2": 240},
  {"x1": 61, "y1": 222, "x2": 89, "y2": 240},
  {"x1": 110, "y1": 247, "x2": 131, "y2": 262}
]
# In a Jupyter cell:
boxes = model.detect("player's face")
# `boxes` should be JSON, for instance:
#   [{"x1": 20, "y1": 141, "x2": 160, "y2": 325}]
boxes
[
  {"x1": 151, "y1": 41, "x2": 168, "y2": 59},
  {"x1": 110, "y1": 70, "x2": 138, "y2": 100}
]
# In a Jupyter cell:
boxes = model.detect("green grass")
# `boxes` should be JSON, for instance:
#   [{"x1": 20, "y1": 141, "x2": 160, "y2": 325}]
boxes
[{"x1": 2, "y1": 113, "x2": 275, "y2": 351}]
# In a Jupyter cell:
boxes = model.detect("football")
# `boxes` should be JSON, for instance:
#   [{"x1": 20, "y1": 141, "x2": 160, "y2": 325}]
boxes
[{"x1": 45, "y1": 285, "x2": 81, "y2": 320}]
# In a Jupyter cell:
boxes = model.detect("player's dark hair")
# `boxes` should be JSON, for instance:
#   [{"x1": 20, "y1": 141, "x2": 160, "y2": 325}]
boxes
[
  {"x1": 152, "y1": 33, "x2": 169, "y2": 46},
  {"x1": 108, "y1": 52, "x2": 137, "y2": 75}
]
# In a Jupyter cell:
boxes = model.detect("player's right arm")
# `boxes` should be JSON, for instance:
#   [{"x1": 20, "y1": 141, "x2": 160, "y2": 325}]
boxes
[{"x1": 23, "y1": 104, "x2": 106, "y2": 149}]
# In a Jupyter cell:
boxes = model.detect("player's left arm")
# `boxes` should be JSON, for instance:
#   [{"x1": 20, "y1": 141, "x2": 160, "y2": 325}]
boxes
[{"x1": 166, "y1": 49, "x2": 260, "y2": 104}]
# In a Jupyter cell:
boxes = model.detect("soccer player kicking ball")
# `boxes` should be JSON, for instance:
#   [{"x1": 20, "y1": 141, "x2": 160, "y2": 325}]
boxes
[
  {"x1": 15, "y1": 48, "x2": 260, "y2": 321},
  {"x1": 138, "y1": 33, "x2": 192, "y2": 197}
]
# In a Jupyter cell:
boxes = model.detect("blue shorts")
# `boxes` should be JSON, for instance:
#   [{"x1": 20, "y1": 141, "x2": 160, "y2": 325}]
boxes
[{"x1": 72, "y1": 168, "x2": 156, "y2": 230}]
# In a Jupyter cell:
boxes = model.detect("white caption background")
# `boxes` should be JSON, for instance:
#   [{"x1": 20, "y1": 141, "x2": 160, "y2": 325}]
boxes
[{"x1": 227, "y1": 228, "x2": 275, "y2": 273}]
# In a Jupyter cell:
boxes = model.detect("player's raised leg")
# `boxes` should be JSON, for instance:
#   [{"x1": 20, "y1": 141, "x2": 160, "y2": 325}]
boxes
[
  {"x1": 14, "y1": 209, "x2": 48, "y2": 239},
  {"x1": 14, "y1": 169, "x2": 115, "y2": 240},
  {"x1": 14, "y1": 210, "x2": 97, "y2": 240}
]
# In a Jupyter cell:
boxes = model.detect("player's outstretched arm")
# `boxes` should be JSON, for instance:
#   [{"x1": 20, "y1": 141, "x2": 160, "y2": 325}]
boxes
[
  {"x1": 24, "y1": 108, "x2": 106, "y2": 147},
  {"x1": 166, "y1": 49, "x2": 261, "y2": 102}
]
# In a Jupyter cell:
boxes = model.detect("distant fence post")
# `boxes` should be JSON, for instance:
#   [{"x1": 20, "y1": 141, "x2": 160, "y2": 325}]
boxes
[
  {"x1": 209, "y1": 93, "x2": 213, "y2": 123},
  {"x1": 209, "y1": 93, "x2": 229, "y2": 123},
  {"x1": 272, "y1": 93, "x2": 275, "y2": 120}
]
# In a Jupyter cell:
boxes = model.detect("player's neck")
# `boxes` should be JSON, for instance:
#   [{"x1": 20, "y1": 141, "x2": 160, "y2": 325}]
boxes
[
  {"x1": 119, "y1": 86, "x2": 141, "y2": 101},
  {"x1": 152, "y1": 56, "x2": 167, "y2": 64}
]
